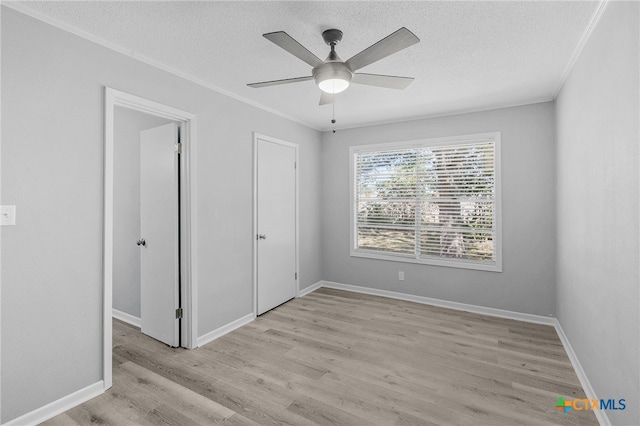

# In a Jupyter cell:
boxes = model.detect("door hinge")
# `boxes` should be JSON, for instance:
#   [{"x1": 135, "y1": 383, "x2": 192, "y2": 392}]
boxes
[
  {"x1": 175, "y1": 308, "x2": 183, "y2": 319},
  {"x1": 294, "y1": 161, "x2": 297, "y2": 169},
  {"x1": 174, "y1": 143, "x2": 182, "y2": 154},
  {"x1": 295, "y1": 272, "x2": 298, "y2": 280}
]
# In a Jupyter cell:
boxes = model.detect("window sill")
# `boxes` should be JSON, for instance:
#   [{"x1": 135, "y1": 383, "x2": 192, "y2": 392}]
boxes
[{"x1": 350, "y1": 249, "x2": 502, "y2": 272}]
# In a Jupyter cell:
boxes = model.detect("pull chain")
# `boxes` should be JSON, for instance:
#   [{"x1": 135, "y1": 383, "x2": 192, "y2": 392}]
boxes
[{"x1": 331, "y1": 98, "x2": 336, "y2": 133}]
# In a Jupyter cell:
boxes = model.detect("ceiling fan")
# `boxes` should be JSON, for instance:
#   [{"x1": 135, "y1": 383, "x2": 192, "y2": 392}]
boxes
[{"x1": 247, "y1": 27, "x2": 420, "y2": 105}]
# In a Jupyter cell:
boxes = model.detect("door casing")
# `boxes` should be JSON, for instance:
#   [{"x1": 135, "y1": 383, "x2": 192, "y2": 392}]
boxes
[
  {"x1": 104, "y1": 88, "x2": 198, "y2": 390},
  {"x1": 253, "y1": 133, "x2": 300, "y2": 316}
]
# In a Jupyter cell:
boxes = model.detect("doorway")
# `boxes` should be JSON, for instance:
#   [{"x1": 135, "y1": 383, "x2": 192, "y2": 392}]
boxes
[
  {"x1": 253, "y1": 133, "x2": 299, "y2": 315},
  {"x1": 111, "y1": 110, "x2": 176, "y2": 343},
  {"x1": 103, "y1": 88, "x2": 198, "y2": 390}
]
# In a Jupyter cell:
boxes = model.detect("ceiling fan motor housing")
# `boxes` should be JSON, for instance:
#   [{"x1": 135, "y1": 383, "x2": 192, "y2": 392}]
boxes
[
  {"x1": 314, "y1": 29, "x2": 352, "y2": 92},
  {"x1": 312, "y1": 62, "x2": 353, "y2": 90}
]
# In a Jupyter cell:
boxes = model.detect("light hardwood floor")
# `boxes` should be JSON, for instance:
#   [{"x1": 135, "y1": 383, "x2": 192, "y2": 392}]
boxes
[{"x1": 42, "y1": 288, "x2": 598, "y2": 425}]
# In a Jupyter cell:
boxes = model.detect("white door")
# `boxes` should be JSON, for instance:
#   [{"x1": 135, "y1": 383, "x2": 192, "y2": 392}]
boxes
[
  {"x1": 256, "y1": 137, "x2": 297, "y2": 315},
  {"x1": 140, "y1": 123, "x2": 180, "y2": 346}
]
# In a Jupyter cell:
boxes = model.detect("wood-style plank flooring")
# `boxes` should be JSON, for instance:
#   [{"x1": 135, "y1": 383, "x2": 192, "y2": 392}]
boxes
[{"x1": 42, "y1": 288, "x2": 598, "y2": 425}]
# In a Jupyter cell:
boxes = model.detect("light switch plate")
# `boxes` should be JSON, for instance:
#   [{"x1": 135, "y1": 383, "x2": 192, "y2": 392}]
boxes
[{"x1": 1, "y1": 205, "x2": 16, "y2": 226}]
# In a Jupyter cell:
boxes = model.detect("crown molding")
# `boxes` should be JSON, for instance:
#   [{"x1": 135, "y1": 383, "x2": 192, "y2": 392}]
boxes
[
  {"x1": 552, "y1": 0, "x2": 610, "y2": 98},
  {"x1": 326, "y1": 97, "x2": 554, "y2": 133}
]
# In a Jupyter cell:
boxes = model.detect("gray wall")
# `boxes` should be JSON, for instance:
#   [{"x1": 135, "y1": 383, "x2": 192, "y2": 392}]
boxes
[
  {"x1": 113, "y1": 107, "x2": 172, "y2": 318},
  {"x1": 3, "y1": 2, "x2": 637, "y2": 424},
  {"x1": 556, "y1": 2, "x2": 639, "y2": 425},
  {"x1": 0, "y1": 7, "x2": 322, "y2": 423},
  {"x1": 321, "y1": 102, "x2": 556, "y2": 316}
]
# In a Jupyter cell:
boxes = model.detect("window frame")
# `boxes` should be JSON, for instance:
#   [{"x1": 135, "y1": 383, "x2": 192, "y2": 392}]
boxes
[{"x1": 349, "y1": 132, "x2": 502, "y2": 272}]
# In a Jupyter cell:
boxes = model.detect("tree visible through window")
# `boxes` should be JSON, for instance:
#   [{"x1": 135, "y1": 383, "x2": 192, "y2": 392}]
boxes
[{"x1": 351, "y1": 133, "x2": 501, "y2": 271}]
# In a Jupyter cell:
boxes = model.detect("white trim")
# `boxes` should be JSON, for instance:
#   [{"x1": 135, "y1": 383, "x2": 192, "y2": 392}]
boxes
[
  {"x1": 298, "y1": 281, "x2": 323, "y2": 298},
  {"x1": 104, "y1": 88, "x2": 199, "y2": 392},
  {"x1": 552, "y1": 0, "x2": 610, "y2": 98},
  {"x1": 197, "y1": 313, "x2": 255, "y2": 348},
  {"x1": 329, "y1": 97, "x2": 553, "y2": 133},
  {"x1": 252, "y1": 133, "x2": 300, "y2": 316},
  {"x1": 319, "y1": 281, "x2": 556, "y2": 325},
  {"x1": 103, "y1": 88, "x2": 115, "y2": 390},
  {"x1": 349, "y1": 132, "x2": 502, "y2": 273},
  {"x1": 112, "y1": 309, "x2": 141, "y2": 328},
  {"x1": 553, "y1": 323, "x2": 611, "y2": 426},
  {"x1": 2, "y1": 2, "x2": 318, "y2": 132},
  {"x1": 3, "y1": 381, "x2": 104, "y2": 426},
  {"x1": 183, "y1": 117, "x2": 199, "y2": 350}
]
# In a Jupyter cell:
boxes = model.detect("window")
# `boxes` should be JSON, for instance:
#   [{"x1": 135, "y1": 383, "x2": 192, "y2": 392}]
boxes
[{"x1": 350, "y1": 132, "x2": 501, "y2": 271}]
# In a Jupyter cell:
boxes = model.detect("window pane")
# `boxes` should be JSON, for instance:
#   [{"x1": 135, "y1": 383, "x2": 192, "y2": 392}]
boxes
[{"x1": 416, "y1": 141, "x2": 495, "y2": 262}]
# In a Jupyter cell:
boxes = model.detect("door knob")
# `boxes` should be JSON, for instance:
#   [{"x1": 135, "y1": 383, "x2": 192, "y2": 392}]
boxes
[
  {"x1": 257, "y1": 234, "x2": 267, "y2": 240},
  {"x1": 137, "y1": 238, "x2": 146, "y2": 246}
]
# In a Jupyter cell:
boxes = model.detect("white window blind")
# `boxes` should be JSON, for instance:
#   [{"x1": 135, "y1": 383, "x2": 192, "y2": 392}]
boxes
[{"x1": 351, "y1": 133, "x2": 501, "y2": 271}]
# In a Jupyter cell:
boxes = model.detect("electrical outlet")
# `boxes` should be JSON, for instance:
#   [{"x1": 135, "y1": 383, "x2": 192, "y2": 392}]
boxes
[
  {"x1": 398, "y1": 271, "x2": 405, "y2": 281},
  {"x1": 0, "y1": 205, "x2": 16, "y2": 226}
]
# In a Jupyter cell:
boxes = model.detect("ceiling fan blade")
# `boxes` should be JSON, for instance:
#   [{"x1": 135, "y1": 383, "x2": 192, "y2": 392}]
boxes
[
  {"x1": 352, "y1": 73, "x2": 414, "y2": 89},
  {"x1": 345, "y1": 27, "x2": 419, "y2": 72},
  {"x1": 263, "y1": 31, "x2": 324, "y2": 68},
  {"x1": 247, "y1": 76, "x2": 314, "y2": 88},
  {"x1": 319, "y1": 92, "x2": 335, "y2": 105}
]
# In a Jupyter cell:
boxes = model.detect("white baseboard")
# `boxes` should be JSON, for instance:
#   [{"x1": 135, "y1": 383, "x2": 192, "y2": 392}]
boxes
[
  {"x1": 3, "y1": 381, "x2": 104, "y2": 426},
  {"x1": 297, "y1": 281, "x2": 323, "y2": 297},
  {"x1": 315, "y1": 280, "x2": 607, "y2": 426},
  {"x1": 197, "y1": 313, "x2": 255, "y2": 348},
  {"x1": 112, "y1": 308, "x2": 141, "y2": 328},
  {"x1": 319, "y1": 280, "x2": 557, "y2": 326},
  {"x1": 553, "y1": 322, "x2": 610, "y2": 426}
]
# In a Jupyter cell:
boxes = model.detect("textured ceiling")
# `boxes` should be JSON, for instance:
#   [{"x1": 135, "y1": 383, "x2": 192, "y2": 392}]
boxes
[{"x1": 14, "y1": 1, "x2": 600, "y2": 131}]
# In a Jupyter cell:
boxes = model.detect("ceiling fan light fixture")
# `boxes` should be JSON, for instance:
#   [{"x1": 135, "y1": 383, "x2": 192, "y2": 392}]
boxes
[
  {"x1": 318, "y1": 78, "x2": 350, "y2": 94},
  {"x1": 313, "y1": 62, "x2": 353, "y2": 94}
]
